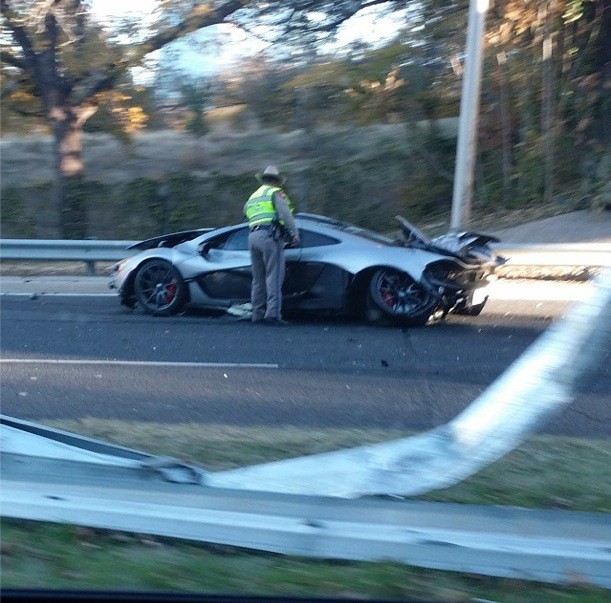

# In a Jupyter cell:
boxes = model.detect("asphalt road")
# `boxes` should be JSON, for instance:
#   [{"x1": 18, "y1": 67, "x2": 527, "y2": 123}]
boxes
[{"x1": 0, "y1": 291, "x2": 609, "y2": 437}]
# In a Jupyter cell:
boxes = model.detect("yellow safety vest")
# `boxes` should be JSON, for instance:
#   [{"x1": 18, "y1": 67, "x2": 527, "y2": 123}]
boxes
[{"x1": 245, "y1": 185, "x2": 278, "y2": 227}]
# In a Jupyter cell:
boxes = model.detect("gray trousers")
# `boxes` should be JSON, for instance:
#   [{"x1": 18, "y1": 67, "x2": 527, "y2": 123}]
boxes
[{"x1": 248, "y1": 228, "x2": 285, "y2": 321}]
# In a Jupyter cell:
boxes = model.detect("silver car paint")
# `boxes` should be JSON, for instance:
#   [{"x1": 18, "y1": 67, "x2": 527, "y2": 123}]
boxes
[{"x1": 110, "y1": 218, "x2": 473, "y2": 308}]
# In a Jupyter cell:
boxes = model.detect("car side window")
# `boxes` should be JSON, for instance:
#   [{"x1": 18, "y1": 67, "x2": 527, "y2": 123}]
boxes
[
  {"x1": 220, "y1": 227, "x2": 249, "y2": 251},
  {"x1": 299, "y1": 229, "x2": 340, "y2": 248}
]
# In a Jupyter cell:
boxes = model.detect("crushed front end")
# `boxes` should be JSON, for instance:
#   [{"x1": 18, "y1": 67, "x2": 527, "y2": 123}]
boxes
[{"x1": 422, "y1": 255, "x2": 504, "y2": 317}]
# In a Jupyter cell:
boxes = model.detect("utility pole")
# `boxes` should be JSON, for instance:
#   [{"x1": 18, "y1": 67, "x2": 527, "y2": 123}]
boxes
[{"x1": 450, "y1": 0, "x2": 490, "y2": 230}]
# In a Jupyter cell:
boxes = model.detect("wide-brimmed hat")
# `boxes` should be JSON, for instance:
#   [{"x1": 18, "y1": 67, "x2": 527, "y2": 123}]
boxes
[{"x1": 256, "y1": 165, "x2": 285, "y2": 185}]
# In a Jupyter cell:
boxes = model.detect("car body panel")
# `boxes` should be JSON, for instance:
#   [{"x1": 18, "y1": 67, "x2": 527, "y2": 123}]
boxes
[{"x1": 110, "y1": 214, "x2": 504, "y2": 321}]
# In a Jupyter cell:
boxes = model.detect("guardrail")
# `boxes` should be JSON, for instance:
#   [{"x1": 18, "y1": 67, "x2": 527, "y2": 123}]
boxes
[
  {"x1": 0, "y1": 239, "x2": 610, "y2": 275},
  {"x1": 0, "y1": 239, "x2": 138, "y2": 275},
  {"x1": 492, "y1": 242, "x2": 611, "y2": 269}
]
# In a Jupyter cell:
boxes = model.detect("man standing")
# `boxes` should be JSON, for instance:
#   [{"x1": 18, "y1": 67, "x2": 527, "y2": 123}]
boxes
[{"x1": 244, "y1": 166, "x2": 300, "y2": 325}]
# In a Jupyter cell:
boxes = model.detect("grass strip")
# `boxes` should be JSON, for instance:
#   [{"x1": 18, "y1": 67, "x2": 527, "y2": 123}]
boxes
[
  {"x1": 2, "y1": 420, "x2": 609, "y2": 601},
  {"x1": 40, "y1": 419, "x2": 611, "y2": 512}
]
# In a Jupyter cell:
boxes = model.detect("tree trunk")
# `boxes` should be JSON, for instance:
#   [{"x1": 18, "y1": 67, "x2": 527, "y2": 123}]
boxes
[
  {"x1": 496, "y1": 50, "x2": 513, "y2": 207},
  {"x1": 541, "y1": 0, "x2": 556, "y2": 206},
  {"x1": 50, "y1": 105, "x2": 94, "y2": 239}
]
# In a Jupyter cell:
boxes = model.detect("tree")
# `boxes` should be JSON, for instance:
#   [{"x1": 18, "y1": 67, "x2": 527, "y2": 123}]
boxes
[
  {"x1": 416, "y1": 0, "x2": 610, "y2": 212},
  {"x1": 484, "y1": 0, "x2": 609, "y2": 208},
  {"x1": 1, "y1": 0, "x2": 402, "y2": 237}
]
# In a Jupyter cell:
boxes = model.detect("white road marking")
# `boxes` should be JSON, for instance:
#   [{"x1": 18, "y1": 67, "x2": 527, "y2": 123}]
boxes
[{"x1": 0, "y1": 359, "x2": 278, "y2": 369}]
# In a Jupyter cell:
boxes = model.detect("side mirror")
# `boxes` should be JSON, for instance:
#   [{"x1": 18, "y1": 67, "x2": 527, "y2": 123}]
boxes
[{"x1": 199, "y1": 242, "x2": 211, "y2": 257}]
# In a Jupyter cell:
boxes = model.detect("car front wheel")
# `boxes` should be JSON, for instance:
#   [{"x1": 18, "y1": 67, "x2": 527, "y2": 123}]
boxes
[
  {"x1": 368, "y1": 269, "x2": 437, "y2": 326},
  {"x1": 134, "y1": 260, "x2": 186, "y2": 316}
]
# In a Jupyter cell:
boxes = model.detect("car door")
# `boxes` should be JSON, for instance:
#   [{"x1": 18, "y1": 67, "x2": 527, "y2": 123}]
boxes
[
  {"x1": 283, "y1": 228, "x2": 347, "y2": 310},
  {"x1": 196, "y1": 226, "x2": 253, "y2": 302},
  {"x1": 196, "y1": 226, "x2": 303, "y2": 304}
]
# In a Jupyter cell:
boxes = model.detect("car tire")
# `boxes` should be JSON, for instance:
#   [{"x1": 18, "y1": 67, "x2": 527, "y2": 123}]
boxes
[
  {"x1": 133, "y1": 259, "x2": 187, "y2": 316},
  {"x1": 368, "y1": 268, "x2": 437, "y2": 327}
]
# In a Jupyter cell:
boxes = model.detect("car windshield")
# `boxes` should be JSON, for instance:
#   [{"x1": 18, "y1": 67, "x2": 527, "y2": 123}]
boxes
[
  {"x1": 298, "y1": 215, "x2": 394, "y2": 245},
  {"x1": 340, "y1": 224, "x2": 395, "y2": 245}
]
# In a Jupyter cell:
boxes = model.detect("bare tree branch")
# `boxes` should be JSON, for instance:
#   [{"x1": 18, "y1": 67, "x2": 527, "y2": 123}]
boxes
[
  {"x1": 0, "y1": 76, "x2": 25, "y2": 99},
  {"x1": 289, "y1": 0, "x2": 393, "y2": 33},
  {"x1": 133, "y1": 0, "x2": 247, "y2": 62},
  {"x1": 29, "y1": 0, "x2": 84, "y2": 41},
  {"x1": 56, "y1": 0, "x2": 250, "y2": 102},
  {"x1": 1, "y1": 0, "x2": 39, "y2": 72},
  {"x1": 1, "y1": 101, "x2": 44, "y2": 117},
  {"x1": 74, "y1": 103, "x2": 97, "y2": 126},
  {"x1": 0, "y1": 49, "x2": 27, "y2": 70},
  {"x1": 32, "y1": 0, "x2": 62, "y2": 32},
  {"x1": 71, "y1": 66, "x2": 119, "y2": 103}
]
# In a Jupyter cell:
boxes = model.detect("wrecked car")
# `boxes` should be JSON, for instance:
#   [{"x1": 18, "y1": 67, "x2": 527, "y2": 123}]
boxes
[{"x1": 109, "y1": 213, "x2": 505, "y2": 326}]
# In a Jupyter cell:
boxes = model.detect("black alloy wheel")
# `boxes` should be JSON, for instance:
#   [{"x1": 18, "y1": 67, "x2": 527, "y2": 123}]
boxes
[
  {"x1": 368, "y1": 268, "x2": 437, "y2": 326},
  {"x1": 133, "y1": 260, "x2": 187, "y2": 316}
]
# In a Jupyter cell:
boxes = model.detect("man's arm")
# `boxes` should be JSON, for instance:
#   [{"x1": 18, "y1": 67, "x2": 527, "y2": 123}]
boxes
[{"x1": 273, "y1": 191, "x2": 299, "y2": 242}]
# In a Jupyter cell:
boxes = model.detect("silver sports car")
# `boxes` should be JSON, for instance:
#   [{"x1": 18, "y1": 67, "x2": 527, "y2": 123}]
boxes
[{"x1": 109, "y1": 213, "x2": 505, "y2": 326}]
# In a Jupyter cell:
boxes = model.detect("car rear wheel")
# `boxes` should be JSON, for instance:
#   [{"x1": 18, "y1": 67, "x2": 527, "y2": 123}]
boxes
[
  {"x1": 134, "y1": 260, "x2": 186, "y2": 316},
  {"x1": 368, "y1": 269, "x2": 437, "y2": 326}
]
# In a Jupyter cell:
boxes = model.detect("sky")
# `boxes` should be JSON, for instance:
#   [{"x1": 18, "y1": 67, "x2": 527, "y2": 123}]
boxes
[{"x1": 89, "y1": 0, "x2": 408, "y2": 82}]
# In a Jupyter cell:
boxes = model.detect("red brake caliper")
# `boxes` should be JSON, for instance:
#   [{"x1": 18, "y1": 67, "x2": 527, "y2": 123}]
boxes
[
  {"x1": 381, "y1": 288, "x2": 394, "y2": 308},
  {"x1": 165, "y1": 281, "x2": 176, "y2": 302}
]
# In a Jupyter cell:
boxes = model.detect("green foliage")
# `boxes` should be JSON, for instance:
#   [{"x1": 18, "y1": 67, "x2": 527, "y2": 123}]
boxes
[
  {"x1": 3, "y1": 518, "x2": 609, "y2": 601},
  {"x1": 203, "y1": 172, "x2": 255, "y2": 225},
  {"x1": 398, "y1": 171, "x2": 452, "y2": 222},
  {"x1": 118, "y1": 178, "x2": 167, "y2": 237},
  {"x1": 46, "y1": 172, "x2": 252, "y2": 239},
  {"x1": 61, "y1": 178, "x2": 89, "y2": 239},
  {"x1": 405, "y1": 0, "x2": 610, "y2": 214},
  {"x1": 181, "y1": 84, "x2": 210, "y2": 137},
  {"x1": 305, "y1": 145, "x2": 442, "y2": 232},
  {"x1": 0, "y1": 188, "x2": 37, "y2": 237},
  {"x1": 562, "y1": 0, "x2": 586, "y2": 24}
]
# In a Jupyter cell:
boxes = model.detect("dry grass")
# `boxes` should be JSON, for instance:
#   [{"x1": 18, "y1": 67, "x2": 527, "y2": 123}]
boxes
[{"x1": 0, "y1": 125, "x2": 410, "y2": 188}]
